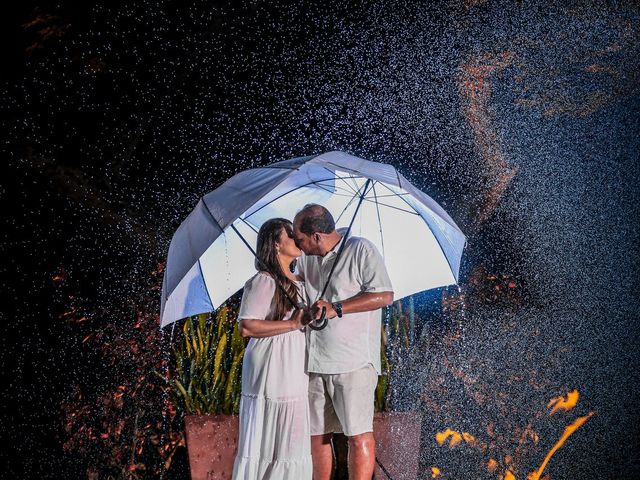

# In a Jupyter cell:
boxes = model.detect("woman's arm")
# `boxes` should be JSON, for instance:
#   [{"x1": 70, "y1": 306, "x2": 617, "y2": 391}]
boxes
[{"x1": 238, "y1": 309, "x2": 305, "y2": 338}]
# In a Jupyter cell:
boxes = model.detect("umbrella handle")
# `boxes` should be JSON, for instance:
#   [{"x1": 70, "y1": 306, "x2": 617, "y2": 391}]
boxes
[{"x1": 309, "y1": 306, "x2": 328, "y2": 331}]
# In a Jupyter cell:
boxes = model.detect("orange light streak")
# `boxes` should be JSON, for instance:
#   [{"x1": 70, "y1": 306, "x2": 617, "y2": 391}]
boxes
[
  {"x1": 436, "y1": 428, "x2": 462, "y2": 447},
  {"x1": 548, "y1": 390, "x2": 579, "y2": 414},
  {"x1": 526, "y1": 412, "x2": 594, "y2": 480},
  {"x1": 462, "y1": 432, "x2": 476, "y2": 443}
]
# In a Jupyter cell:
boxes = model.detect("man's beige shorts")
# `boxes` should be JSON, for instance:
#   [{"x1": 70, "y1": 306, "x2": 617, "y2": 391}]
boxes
[{"x1": 308, "y1": 364, "x2": 378, "y2": 437}]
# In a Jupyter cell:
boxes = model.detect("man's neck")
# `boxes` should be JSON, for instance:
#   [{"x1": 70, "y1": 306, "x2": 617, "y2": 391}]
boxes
[{"x1": 320, "y1": 232, "x2": 342, "y2": 257}]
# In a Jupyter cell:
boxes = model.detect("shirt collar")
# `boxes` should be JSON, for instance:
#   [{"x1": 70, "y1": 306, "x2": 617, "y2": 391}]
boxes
[{"x1": 325, "y1": 228, "x2": 348, "y2": 258}]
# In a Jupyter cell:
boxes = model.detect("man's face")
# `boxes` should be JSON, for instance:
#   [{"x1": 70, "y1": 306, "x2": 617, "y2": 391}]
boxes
[{"x1": 292, "y1": 217, "x2": 320, "y2": 255}]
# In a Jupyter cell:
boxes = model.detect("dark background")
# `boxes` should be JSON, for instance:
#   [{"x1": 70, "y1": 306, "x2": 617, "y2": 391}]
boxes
[{"x1": 1, "y1": 0, "x2": 639, "y2": 478}]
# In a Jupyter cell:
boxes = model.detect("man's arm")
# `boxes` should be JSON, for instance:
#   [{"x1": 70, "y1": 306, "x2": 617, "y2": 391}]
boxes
[
  {"x1": 311, "y1": 291, "x2": 394, "y2": 319},
  {"x1": 311, "y1": 238, "x2": 394, "y2": 319}
]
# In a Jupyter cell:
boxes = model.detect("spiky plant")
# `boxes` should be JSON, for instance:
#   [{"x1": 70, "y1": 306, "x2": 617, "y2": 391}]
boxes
[
  {"x1": 167, "y1": 306, "x2": 246, "y2": 416},
  {"x1": 375, "y1": 299, "x2": 417, "y2": 412}
]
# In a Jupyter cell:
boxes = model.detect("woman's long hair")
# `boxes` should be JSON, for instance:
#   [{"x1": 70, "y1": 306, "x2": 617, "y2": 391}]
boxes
[{"x1": 255, "y1": 218, "x2": 299, "y2": 321}]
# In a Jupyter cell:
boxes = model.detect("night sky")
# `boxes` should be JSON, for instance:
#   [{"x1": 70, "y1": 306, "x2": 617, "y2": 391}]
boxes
[{"x1": 1, "y1": 1, "x2": 639, "y2": 479}]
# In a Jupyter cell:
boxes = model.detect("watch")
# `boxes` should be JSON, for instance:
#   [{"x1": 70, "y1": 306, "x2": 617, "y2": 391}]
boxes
[{"x1": 332, "y1": 302, "x2": 343, "y2": 318}]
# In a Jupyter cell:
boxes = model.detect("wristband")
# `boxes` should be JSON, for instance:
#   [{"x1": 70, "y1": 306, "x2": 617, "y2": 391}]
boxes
[{"x1": 332, "y1": 302, "x2": 343, "y2": 318}]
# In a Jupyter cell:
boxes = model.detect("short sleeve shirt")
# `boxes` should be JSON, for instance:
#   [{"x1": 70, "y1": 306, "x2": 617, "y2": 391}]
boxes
[
  {"x1": 297, "y1": 230, "x2": 393, "y2": 374},
  {"x1": 238, "y1": 272, "x2": 305, "y2": 321}
]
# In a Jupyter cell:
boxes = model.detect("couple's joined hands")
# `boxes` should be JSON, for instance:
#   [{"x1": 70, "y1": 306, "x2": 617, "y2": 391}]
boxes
[
  {"x1": 290, "y1": 307, "x2": 313, "y2": 330},
  {"x1": 291, "y1": 300, "x2": 338, "y2": 330},
  {"x1": 311, "y1": 300, "x2": 337, "y2": 320}
]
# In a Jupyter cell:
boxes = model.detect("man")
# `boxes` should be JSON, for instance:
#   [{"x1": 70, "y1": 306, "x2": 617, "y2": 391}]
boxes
[{"x1": 293, "y1": 204, "x2": 394, "y2": 480}]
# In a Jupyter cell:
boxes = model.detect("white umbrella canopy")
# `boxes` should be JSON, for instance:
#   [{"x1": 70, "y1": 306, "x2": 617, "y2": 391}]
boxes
[{"x1": 160, "y1": 151, "x2": 466, "y2": 327}]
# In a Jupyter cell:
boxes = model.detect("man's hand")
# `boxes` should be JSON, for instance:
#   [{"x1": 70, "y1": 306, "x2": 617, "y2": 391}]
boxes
[
  {"x1": 311, "y1": 299, "x2": 337, "y2": 319},
  {"x1": 293, "y1": 304, "x2": 315, "y2": 327},
  {"x1": 301, "y1": 307, "x2": 315, "y2": 326}
]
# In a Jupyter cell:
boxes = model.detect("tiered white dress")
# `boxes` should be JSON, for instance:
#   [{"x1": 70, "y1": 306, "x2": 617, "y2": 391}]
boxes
[{"x1": 232, "y1": 273, "x2": 312, "y2": 480}]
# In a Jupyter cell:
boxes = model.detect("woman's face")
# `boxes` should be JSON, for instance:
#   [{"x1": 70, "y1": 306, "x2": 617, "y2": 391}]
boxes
[{"x1": 277, "y1": 224, "x2": 301, "y2": 259}]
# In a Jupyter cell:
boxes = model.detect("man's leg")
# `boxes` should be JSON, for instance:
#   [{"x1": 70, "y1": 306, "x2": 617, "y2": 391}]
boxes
[
  {"x1": 309, "y1": 373, "x2": 340, "y2": 480},
  {"x1": 311, "y1": 433, "x2": 334, "y2": 480},
  {"x1": 347, "y1": 432, "x2": 375, "y2": 480},
  {"x1": 330, "y1": 365, "x2": 379, "y2": 480}
]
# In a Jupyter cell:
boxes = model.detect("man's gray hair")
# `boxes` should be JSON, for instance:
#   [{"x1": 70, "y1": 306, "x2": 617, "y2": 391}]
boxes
[{"x1": 296, "y1": 204, "x2": 335, "y2": 235}]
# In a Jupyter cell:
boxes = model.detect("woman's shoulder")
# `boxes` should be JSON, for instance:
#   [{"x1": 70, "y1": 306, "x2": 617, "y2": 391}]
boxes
[
  {"x1": 253, "y1": 271, "x2": 303, "y2": 281},
  {"x1": 256, "y1": 271, "x2": 277, "y2": 281},
  {"x1": 245, "y1": 271, "x2": 303, "y2": 288},
  {"x1": 244, "y1": 271, "x2": 276, "y2": 289}
]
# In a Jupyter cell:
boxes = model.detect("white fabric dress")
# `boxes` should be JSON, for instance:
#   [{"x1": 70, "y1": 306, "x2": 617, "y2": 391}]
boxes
[{"x1": 232, "y1": 273, "x2": 312, "y2": 480}]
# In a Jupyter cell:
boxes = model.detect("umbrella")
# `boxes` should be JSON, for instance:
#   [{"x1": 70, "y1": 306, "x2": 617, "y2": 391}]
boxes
[{"x1": 160, "y1": 151, "x2": 466, "y2": 328}]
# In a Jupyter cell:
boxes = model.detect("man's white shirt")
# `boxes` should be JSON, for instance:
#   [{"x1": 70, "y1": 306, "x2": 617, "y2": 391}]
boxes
[{"x1": 297, "y1": 229, "x2": 393, "y2": 375}]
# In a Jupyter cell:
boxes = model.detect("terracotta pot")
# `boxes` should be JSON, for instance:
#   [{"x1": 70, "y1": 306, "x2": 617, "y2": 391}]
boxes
[
  {"x1": 184, "y1": 415, "x2": 239, "y2": 480},
  {"x1": 374, "y1": 411, "x2": 423, "y2": 480}
]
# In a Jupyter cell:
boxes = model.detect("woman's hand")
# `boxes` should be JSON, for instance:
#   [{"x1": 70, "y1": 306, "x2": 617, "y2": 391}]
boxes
[{"x1": 290, "y1": 308, "x2": 307, "y2": 330}]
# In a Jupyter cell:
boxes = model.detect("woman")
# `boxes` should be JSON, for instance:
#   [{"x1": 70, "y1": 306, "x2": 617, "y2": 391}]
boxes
[{"x1": 232, "y1": 218, "x2": 312, "y2": 479}]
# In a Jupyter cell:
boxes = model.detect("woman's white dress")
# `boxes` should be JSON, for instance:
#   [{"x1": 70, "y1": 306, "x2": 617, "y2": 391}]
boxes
[{"x1": 232, "y1": 273, "x2": 312, "y2": 480}]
